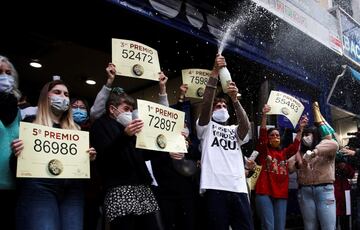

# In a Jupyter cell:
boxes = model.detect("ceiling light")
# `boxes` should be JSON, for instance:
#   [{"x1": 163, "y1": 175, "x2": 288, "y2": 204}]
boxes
[
  {"x1": 53, "y1": 75, "x2": 61, "y2": 81},
  {"x1": 86, "y1": 79, "x2": 96, "y2": 85},
  {"x1": 29, "y1": 60, "x2": 42, "y2": 68}
]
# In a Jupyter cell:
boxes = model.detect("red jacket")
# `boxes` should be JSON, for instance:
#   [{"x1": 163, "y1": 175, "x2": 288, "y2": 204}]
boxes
[
  {"x1": 334, "y1": 162, "x2": 354, "y2": 216},
  {"x1": 255, "y1": 127, "x2": 300, "y2": 198}
]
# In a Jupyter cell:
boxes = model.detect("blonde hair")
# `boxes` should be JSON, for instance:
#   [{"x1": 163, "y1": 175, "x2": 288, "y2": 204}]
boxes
[
  {"x1": 0, "y1": 55, "x2": 21, "y2": 99},
  {"x1": 34, "y1": 80, "x2": 79, "y2": 130}
]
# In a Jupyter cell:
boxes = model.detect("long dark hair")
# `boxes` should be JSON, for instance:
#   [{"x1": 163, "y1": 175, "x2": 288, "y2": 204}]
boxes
[{"x1": 300, "y1": 126, "x2": 321, "y2": 153}]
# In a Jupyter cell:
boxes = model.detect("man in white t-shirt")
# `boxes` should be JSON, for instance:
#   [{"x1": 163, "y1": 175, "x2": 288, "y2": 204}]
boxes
[{"x1": 196, "y1": 54, "x2": 254, "y2": 230}]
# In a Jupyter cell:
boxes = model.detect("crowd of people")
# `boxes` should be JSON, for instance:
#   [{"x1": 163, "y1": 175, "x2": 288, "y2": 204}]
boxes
[{"x1": 1, "y1": 52, "x2": 360, "y2": 230}]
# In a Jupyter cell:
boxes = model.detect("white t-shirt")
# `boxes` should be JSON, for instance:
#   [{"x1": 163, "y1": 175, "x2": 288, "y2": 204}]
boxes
[{"x1": 196, "y1": 120, "x2": 249, "y2": 194}]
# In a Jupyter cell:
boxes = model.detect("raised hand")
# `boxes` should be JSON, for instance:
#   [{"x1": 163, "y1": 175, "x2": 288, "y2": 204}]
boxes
[
  {"x1": 211, "y1": 54, "x2": 227, "y2": 77},
  {"x1": 262, "y1": 104, "x2": 271, "y2": 114},
  {"x1": 179, "y1": 84, "x2": 188, "y2": 96},
  {"x1": 226, "y1": 81, "x2": 238, "y2": 102},
  {"x1": 158, "y1": 71, "x2": 168, "y2": 95},
  {"x1": 105, "y1": 63, "x2": 116, "y2": 87},
  {"x1": 299, "y1": 115, "x2": 309, "y2": 130}
]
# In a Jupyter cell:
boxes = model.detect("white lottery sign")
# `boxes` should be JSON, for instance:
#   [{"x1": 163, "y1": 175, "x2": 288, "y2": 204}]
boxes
[
  {"x1": 112, "y1": 38, "x2": 161, "y2": 81},
  {"x1": 181, "y1": 69, "x2": 211, "y2": 99},
  {"x1": 266, "y1": 91, "x2": 305, "y2": 128},
  {"x1": 136, "y1": 99, "x2": 187, "y2": 153},
  {"x1": 17, "y1": 122, "x2": 90, "y2": 178},
  {"x1": 247, "y1": 165, "x2": 262, "y2": 190}
]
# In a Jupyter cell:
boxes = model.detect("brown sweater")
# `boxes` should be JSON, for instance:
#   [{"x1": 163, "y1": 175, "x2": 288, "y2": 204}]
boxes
[{"x1": 297, "y1": 139, "x2": 339, "y2": 185}]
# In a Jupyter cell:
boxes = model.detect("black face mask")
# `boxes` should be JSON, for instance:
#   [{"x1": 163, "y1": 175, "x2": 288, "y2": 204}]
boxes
[{"x1": 0, "y1": 92, "x2": 18, "y2": 126}]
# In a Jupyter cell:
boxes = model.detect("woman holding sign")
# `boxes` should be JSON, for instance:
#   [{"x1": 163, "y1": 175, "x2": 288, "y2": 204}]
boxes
[
  {"x1": 12, "y1": 80, "x2": 96, "y2": 230},
  {"x1": 255, "y1": 104, "x2": 308, "y2": 230}
]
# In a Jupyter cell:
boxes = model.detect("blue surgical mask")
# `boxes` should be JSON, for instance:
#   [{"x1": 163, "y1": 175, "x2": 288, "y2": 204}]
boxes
[
  {"x1": 0, "y1": 74, "x2": 15, "y2": 93},
  {"x1": 72, "y1": 108, "x2": 88, "y2": 124}
]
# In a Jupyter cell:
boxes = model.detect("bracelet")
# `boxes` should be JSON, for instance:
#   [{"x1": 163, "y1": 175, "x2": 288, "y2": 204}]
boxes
[{"x1": 206, "y1": 84, "x2": 217, "y2": 89}]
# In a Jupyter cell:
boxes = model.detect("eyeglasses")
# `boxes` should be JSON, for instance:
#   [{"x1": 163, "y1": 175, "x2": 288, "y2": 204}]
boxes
[{"x1": 111, "y1": 87, "x2": 125, "y2": 95}]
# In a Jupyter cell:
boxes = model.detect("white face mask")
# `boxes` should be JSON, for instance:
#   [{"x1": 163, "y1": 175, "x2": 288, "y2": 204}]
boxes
[
  {"x1": 132, "y1": 109, "x2": 139, "y2": 120},
  {"x1": 116, "y1": 111, "x2": 133, "y2": 127},
  {"x1": 0, "y1": 74, "x2": 14, "y2": 93},
  {"x1": 50, "y1": 95, "x2": 69, "y2": 113},
  {"x1": 212, "y1": 108, "x2": 230, "y2": 123},
  {"x1": 302, "y1": 134, "x2": 313, "y2": 147}
]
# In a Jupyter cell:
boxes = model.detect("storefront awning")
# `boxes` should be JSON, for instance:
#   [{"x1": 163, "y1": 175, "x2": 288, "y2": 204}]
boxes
[
  {"x1": 327, "y1": 66, "x2": 360, "y2": 116},
  {"x1": 108, "y1": 0, "x2": 325, "y2": 87}
]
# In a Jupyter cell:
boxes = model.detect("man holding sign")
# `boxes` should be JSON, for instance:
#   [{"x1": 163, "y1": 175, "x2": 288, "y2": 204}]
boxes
[
  {"x1": 196, "y1": 54, "x2": 253, "y2": 230},
  {"x1": 90, "y1": 90, "x2": 160, "y2": 229}
]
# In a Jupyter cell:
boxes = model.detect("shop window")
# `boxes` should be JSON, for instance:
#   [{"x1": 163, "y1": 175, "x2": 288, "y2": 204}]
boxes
[
  {"x1": 327, "y1": 67, "x2": 360, "y2": 116},
  {"x1": 333, "y1": 0, "x2": 353, "y2": 16}
]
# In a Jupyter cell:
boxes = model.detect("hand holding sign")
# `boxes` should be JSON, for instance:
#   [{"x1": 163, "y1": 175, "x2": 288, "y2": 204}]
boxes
[
  {"x1": 17, "y1": 122, "x2": 90, "y2": 178},
  {"x1": 158, "y1": 72, "x2": 168, "y2": 95},
  {"x1": 11, "y1": 139, "x2": 24, "y2": 157},
  {"x1": 112, "y1": 39, "x2": 161, "y2": 81},
  {"x1": 105, "y1": 63, "x2": 116, "y2": 87},
  {"x1": 266, "y1": 91, "x2": 305, "y2": 128},
  {"x1": 125, "y1": 119, "x2": 144, "y2": 136},
  {"x1": 299, "y1": 115, "x2": 309, "y2": 130}
]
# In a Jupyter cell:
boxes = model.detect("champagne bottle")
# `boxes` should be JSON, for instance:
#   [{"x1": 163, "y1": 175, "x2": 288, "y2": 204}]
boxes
[
  {"x1": 313, "y1": 101, "x2": 335, "y2": 138},
  {"x1": 219, "y1": 67, "x2": 232, "y2": 93}
]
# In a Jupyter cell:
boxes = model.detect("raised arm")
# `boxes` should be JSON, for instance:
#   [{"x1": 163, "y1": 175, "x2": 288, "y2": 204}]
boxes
[
  {"x1": 227, "y1": 81, "x2": 250, "y2": 140},
  {"x1": 261, "y1": 104, "x2": 271, "y2": 129},
  {"x1": 158, "y1": 71, "x2": 169, "y2": 107},
  {"x1": 90, "y1": 63, "x2": 116, "y2": 120},
  {"x1": 198, "y1": 54, "x2": 225, "y2": 126},
  {"x1": 178, "y1": 84, "x2": 188, "y2": 103},
  {"x1": 294, "y1": 115, "x2": 308, "y2": 141}
]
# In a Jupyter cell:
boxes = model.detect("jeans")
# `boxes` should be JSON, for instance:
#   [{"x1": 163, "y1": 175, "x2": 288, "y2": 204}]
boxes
[
  {"x1": 205, "y1": 189, "x2": 254, "y2": 230},
  {"x1": 297, "y1": 184, "x2": 336, "y2": 230},
  {"x1": 16, "y1": 178, "x2": 84, "y2": 230},
  {"x1": 255, "y1": 194, "x2": 287, "y2": 230}
]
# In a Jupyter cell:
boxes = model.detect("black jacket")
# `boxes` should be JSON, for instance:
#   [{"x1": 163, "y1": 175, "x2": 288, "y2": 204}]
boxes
[{"x1": 90, "y1": 114, "x2": 153, "y2": 190}]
